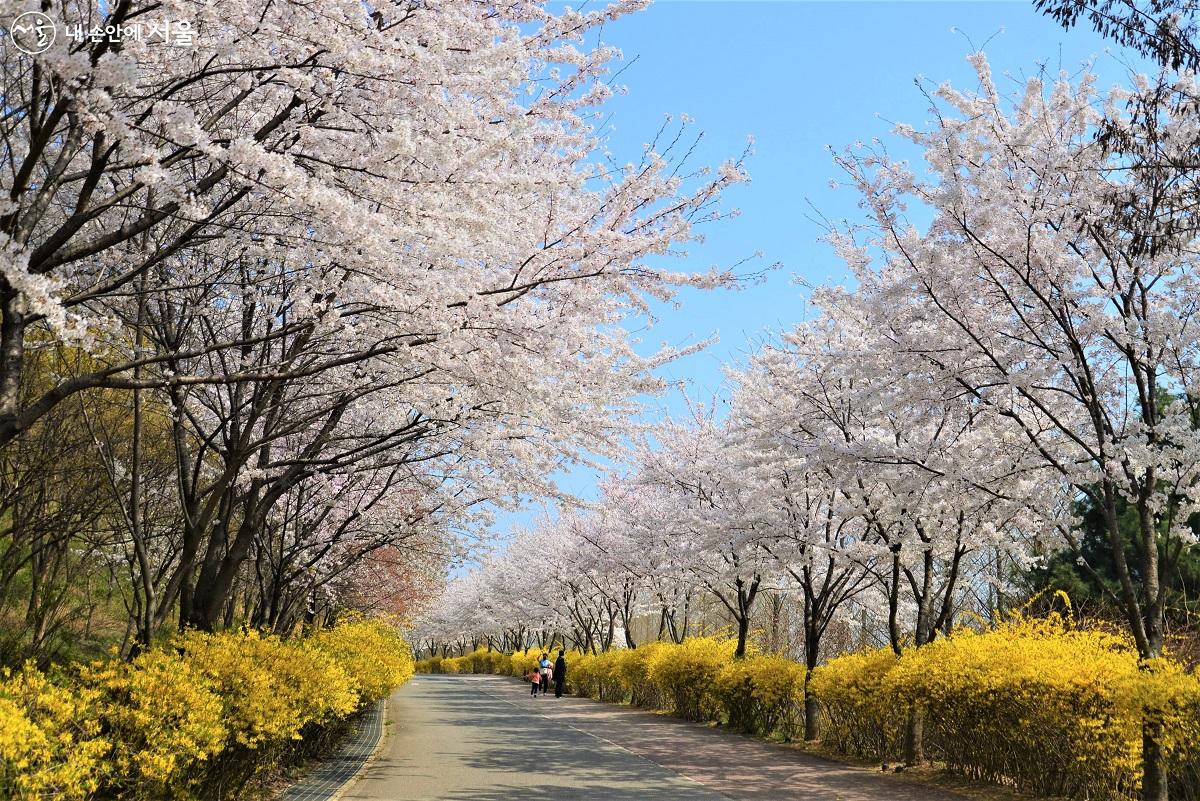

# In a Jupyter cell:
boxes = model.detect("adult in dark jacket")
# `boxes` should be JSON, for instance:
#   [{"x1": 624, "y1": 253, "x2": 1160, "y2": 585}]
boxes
[{"x1": 552, "y1": 649, "x2": 567, "y2": 698}]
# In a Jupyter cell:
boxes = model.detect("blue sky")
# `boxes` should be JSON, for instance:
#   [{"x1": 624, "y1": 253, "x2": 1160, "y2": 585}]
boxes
[
  {"x1": 486, "y1": 0, "x2": 1137, "y2": 547},
  {"x1": 593, "y1": 0, "x2": 1125, "y2": 399}
]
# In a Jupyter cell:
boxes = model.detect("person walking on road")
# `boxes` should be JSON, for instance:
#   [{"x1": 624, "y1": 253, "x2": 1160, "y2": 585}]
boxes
[
  {"x1": 553, "y1": 649, "x2": 567, "y2": 698},
  {"x1": 538, "y1": 653, "x2": 552, "y2": 694},
  {"x1": 528, "y1": 667, "x2": 542, "y2": 697}
]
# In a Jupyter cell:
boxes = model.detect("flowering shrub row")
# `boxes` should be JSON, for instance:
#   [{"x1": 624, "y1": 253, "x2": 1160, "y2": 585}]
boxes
[
  {"x1": 419, "y1": 618, "x2": 1200, "y2": 800},
  {"x1": 812, "y1": 615, "x2": 1200, "y2": 800},
  {"x1": 0, "y1": 619, "x2": 413, "y2": 801}
]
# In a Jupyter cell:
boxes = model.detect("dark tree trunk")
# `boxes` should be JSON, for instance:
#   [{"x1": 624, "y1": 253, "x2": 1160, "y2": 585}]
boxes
[
  {"x1": 0, "y1": 287, "x2": 25, "y2": 446},
  {"x1": 1143, "y1": 721, "x2": 1169, "y2": 801},
  {"x1": 904, "y1": 706, "x2": 925, "y2": 766},
  {"x1": 734, "y1": 613, "x2": 751, "y2": 659}
]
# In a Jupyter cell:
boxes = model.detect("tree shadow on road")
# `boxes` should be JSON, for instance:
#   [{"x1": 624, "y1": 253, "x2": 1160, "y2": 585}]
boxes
[
  {"x1": 345, "y1": 676, "x2": 720, "y2": 801},
  {"x1": 430, "y1": 676, "x2": 726, "y2": 800},
  {"x1": 454, "y1": 675, "x2": 969, "y2": 801},
  {"x1": 346, "y1": 675, "x2": 967, "y2": 801}
]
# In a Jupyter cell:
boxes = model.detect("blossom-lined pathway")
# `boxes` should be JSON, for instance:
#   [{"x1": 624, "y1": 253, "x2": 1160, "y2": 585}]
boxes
[{"x1": 338, "y1": 674, "x2": 971, "y2": 801}]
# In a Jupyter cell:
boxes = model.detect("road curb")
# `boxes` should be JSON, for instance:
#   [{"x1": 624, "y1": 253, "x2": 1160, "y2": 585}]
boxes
[
  {"x1": 328, "y1": 697, "x2": 389, "y2": 801},
  {"x1": 277, "y1": 697, "x2": 387, "y2": 801}
]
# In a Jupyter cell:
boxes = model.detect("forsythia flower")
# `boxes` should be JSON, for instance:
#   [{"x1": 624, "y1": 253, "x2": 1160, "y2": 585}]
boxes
[
  {"x1": 0, "y1": 619, "x2": 413, "y2": 800},
  {"x1": 812, "y1": 614, "x2": 1200, "y2": 799},
  {"x1": 0, "y1": 664, "x2": 107, "y2": 801}
]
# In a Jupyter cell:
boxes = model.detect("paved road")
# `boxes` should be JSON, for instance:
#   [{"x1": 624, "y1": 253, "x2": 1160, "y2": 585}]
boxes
[{"x1": 342, "y1": 674, "x2": 969, "y2": 801}]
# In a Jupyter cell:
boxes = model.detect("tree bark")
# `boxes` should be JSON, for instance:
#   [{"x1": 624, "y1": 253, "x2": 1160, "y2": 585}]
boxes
[
  {"x1": 0, "y1": 288, "x2": 24, "y2": 445},
  {"x1": 1143, "y1": 720, "x2": 1169, "y2": 801},
  {"x1": 803, "y1": 672, "x2": 820, "y2": 742},
  {"x1": 734, "y1": 612, "x2": 751, "y2": 659},
  {"x1": 904, "y1": 706, "x2": 925, "y2": 766}
]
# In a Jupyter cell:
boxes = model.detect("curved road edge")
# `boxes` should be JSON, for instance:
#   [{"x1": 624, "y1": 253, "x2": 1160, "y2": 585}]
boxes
[{"x1": 277, "y1": 697, "x2": 388, "y2": 801}]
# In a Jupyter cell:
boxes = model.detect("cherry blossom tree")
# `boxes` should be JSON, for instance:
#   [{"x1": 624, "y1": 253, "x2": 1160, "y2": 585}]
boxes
[
  {"x1": 1, "y1": 0, "x2": 742, "y2": 443},
  {"x1": 1036, "y1": 0, "x2": 1200, "y2": 70},
  {"x1": 730, "y1": 292, "x2": 1060, "y2": 756},
  {"x1": 590, "y1": 480, "x2": 699, "y2": 645},
  {"x1": 1, "y1": 0, "x2": 755, "y2": 647},
  {"x1": 833, "y1": 54, "x2": 1200, "y2": 798},
  {"x1": 636, "y1": 408, "x2": 778, "y2": 658},
  {"x1": 730, "y1": 341, "x2": 877, "y2": 740}
]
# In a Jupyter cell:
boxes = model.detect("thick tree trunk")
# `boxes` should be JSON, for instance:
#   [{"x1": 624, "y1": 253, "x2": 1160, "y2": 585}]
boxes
[
  {"x1": 734, "y1": 613, "x2": 750, "y2": 659},
  {"x1": 887, "y1": 547, "x2": 903, "y2": 655},
  {"x1": 129, "y1": 287, "x2": 155, "y2": 650},
  {"x1": 601, "y1": 605, "x2": 617, "y2": 652},
  {"x1": 768, "y1": 593, "x2": 785, "y2": 653},
  {"x1": 804, "y1": 694, "x2": 820, "y2": 742},
  {"x1": 1143, "y1": 720, "x2": 1169, "y2": 801},
  {"x1": 904, "y1": 706, "x2": 925, "y2": 766},
  {"x1": 188, "y1": 508, "x2": 257, "y2": 630},
  {"x1": 0, "y1": 287, "x2": 25, "y2": 447},
  {"x1": 727, "y1": 575, "x2": 761, "y2": 659},
  {"x1": 1099, "y1": 475, "x2": 1171, "y2": 801},
  {"x1": 803, "y1": 591, "x2": 822, "y2": 741},
  {"x1": 621, "y1": 591, "x2": 637, "y2": 649}
]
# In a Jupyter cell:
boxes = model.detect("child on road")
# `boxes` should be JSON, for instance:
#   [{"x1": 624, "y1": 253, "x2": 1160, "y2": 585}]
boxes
[{"x1": 528, "y1": 668, "x2": 542, "y2": 696}]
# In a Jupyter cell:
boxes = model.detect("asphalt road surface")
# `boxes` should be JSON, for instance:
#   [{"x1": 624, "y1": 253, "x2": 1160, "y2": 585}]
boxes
[{"x1": 341, "y1": 674, "x2": 969, "y2": 801}]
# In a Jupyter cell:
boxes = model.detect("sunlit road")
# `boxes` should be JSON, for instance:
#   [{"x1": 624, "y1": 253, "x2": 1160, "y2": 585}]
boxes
[{"x1": 341, "y1": 674, "x2": 969, "y2": 801}]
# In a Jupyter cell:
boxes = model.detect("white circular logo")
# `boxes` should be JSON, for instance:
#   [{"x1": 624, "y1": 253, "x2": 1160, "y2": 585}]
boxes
[{"x1": 9, "y1": 11, "x2": 56, "y2": 55}]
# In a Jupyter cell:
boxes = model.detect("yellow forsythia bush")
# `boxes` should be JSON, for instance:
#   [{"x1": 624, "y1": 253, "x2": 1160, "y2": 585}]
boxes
[
  {"x1": 415, "y1": 655, "x2": 446, "y2": 674},
  {"x1": 176, "y1": 628, "x2": 360, "y2": 748},
  {"x1": 607, "y1": 642, "x2": 666, "y2": 706},
  {"x1": 458, "y1": 649, "x2": 512, "y2": 676},
  {"x1": 308, "y1": 618, "x2": 415, "y2": 704},
  {"x1": 584, "y1": 643, "x2": 666, "y2": 706},
  {"x1": 715, "y1": 654, "x2": 805, "y2": 738},
  {"x1": 812, "y1": 614, "x2": 1200, "y2": 800},
  {"x1": 808, "y1": 645, "x2": 902, "y2": 757},
  {"x1": 646, "y1": 637, "x2": 736, "y2": 721},
  {"x1": 418, "y1": 648, "x2": 521, "y2": 675},
  {"x1": 0, "y1": 665, "x2": 107, "y2": 801},
  {"x1": 562, "y1": 650, "x2": 596, "y2": 695},
  {"x1": 436, "y1": 654, "x2": 466, "y2": 674},
  {"x1": 506, "y1": 651, "x2": 539, "y2": 677},
  {"x1": 0, "y1": 618, "x2": 413, "y2": 801},
  {"x1": 80, "y1": 649, "x2": 226, "y2": 799},
  {"x1": 563, "y1": 650, "x2": 611, "y2": 701}
]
